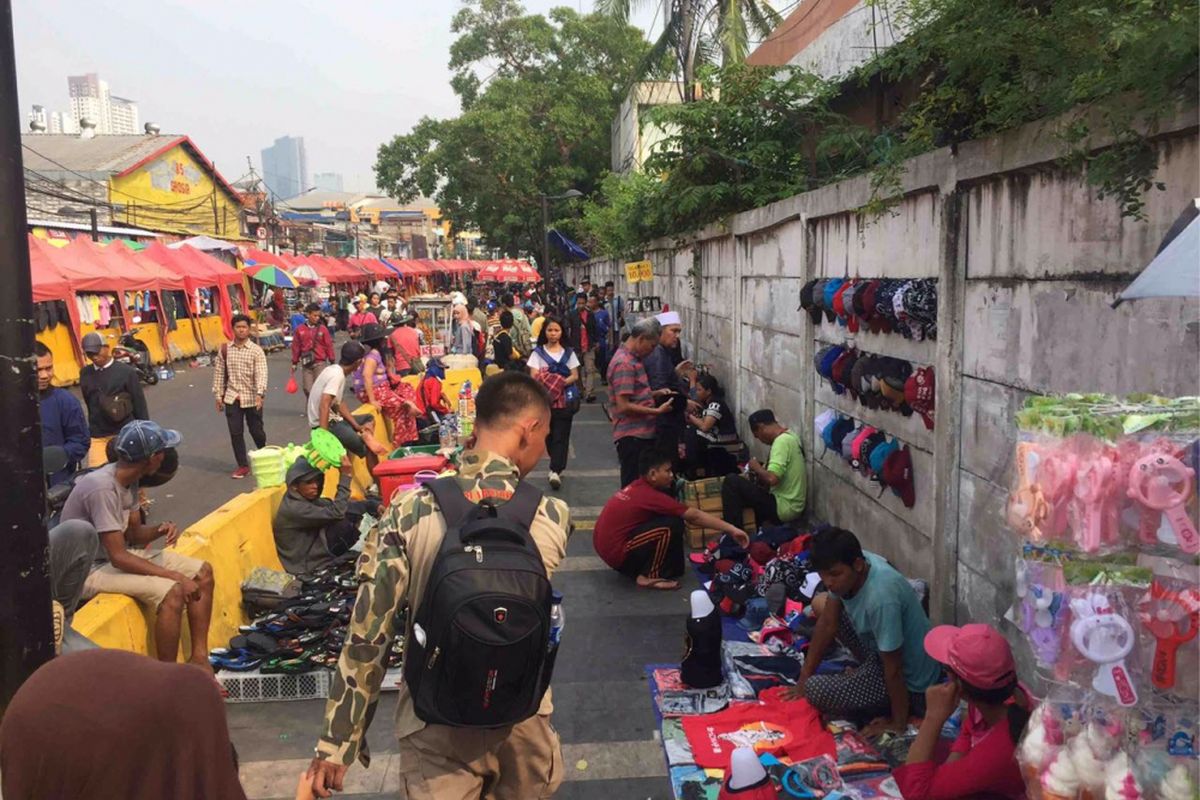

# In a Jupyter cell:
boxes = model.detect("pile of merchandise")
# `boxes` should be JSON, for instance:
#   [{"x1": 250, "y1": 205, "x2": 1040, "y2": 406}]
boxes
[
  {"x1": 654, "y1": 526, "x2": 933, "y2": 798},
  {"x1": 1007, "y1": 394, "x2": 1200, "y2": 798},
  {"x1": 208, "y1": 559, "x2": 404, "y2": 679},
  {"x1": 799, "y1": 278, "x2": 938, "y2": 341}
]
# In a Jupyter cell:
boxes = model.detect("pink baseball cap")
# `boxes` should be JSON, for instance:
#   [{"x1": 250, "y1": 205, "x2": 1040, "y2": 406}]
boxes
[{"x1": 924, "y1": 623, "x2": 1016, "y2": 690}]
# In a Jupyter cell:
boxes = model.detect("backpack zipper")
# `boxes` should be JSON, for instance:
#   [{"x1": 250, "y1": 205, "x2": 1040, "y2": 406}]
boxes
[
  {"x1": 463, "y1": 544, "x2": 483, "y2": 563},
  {"x1": 426, "y1": 646, "x2": 440, "y2": 669}
]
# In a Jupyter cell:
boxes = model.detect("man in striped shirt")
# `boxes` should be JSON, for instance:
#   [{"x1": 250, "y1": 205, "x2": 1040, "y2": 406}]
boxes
[
  {"x1": 213, "y1": 314, "x2": 269, "y2": 479},
  {"x1": 606, "y1": 316, "x2": 674, "y2": 488}
]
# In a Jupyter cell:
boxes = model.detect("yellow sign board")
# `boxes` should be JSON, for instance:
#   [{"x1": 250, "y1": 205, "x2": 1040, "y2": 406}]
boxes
[{"x1": 625, "y1": 260, "x2": 651, "y2": 283}]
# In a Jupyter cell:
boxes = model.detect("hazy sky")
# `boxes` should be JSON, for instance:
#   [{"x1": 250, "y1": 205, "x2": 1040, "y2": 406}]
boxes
[{"x1": 14, "y1": 1, "x2": 663, "y2": 194}]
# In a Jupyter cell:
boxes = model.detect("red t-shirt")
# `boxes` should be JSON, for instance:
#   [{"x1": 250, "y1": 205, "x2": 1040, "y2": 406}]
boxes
[
  {"x1": 593, "y1": 478, "x2": 688, "y2": 567},
  {"x1": 892, "y1": 709, "x2": 1028, "y2": 800}
]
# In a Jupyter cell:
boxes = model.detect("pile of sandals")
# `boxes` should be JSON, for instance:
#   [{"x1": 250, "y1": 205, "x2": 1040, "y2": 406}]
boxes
[{"x1": 208, "y1": 562, "x2": 405, "y2": 675}]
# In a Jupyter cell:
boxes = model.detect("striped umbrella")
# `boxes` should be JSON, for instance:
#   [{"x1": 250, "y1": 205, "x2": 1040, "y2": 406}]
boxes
[{"x1": 245, "y1": 264, "x2": 298, "y2": 288}]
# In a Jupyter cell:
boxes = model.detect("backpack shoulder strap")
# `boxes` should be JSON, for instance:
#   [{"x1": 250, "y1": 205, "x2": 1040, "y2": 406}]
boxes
[
  {"x1": 426, "y1": 477, "x2": 476, "y2": 528},
  {"x1": 496, "y1": 481, "x2": 543, "y2": 530}
]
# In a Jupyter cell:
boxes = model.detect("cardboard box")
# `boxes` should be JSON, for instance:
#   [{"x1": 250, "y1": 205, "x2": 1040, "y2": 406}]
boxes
[{"x1": 680, "y1": 477, "x2": 755, "y2": 549}]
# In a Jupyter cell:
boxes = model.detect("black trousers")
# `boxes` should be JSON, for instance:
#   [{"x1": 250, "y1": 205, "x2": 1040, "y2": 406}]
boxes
[
  {"x1": 225, "y1": 403, "x2": 267, "y2": 468},
  {"x1": 617, "y1": 515, "x2": 685, "y2": 580},
  {"x1": 546, "y1": 408, "x2": 575, "y2": 474},
  {"x1": 721, "y1": 473, "x2": 779, "y2": 528},
  {"x1": 616, "y1": 436, "x2": 654, "y2": 489}
]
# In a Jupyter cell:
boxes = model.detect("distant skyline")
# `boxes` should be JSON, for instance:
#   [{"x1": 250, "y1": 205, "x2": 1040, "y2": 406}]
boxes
[{"x1": 14, "y1": 1, "x2": 662, "y2": 195}]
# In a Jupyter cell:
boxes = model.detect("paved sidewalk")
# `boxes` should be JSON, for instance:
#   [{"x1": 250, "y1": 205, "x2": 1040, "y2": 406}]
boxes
[{"x1": 228, "y1": 390, "x2": 695, "y2": 799}]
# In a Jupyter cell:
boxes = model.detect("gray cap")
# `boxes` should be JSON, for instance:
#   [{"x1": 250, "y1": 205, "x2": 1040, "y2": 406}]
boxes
[{"x1": 81, "y1": 332, "x2": 106, "y2": 355}]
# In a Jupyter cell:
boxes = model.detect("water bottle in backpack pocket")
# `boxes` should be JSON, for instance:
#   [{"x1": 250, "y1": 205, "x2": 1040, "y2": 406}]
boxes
[{"x1": 404, "y1": 478, "x2": 559, "y2": 728}]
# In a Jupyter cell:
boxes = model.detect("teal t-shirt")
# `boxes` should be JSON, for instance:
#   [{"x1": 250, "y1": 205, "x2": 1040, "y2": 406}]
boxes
[
  {"x1": 766, "y1": 430, "x2": 806, "y2": 521},
  {"x1": 842, "y1": 552, "x2": 941, "y2": 692}
]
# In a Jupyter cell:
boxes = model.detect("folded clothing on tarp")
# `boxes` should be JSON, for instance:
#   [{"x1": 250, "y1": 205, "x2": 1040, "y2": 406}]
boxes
[
  {"x1": 652, "y1": 667, "x2": 733, "y2": 717},
  {"x1": 680, "y1": 690, "x2": 836, "y2": 769}
]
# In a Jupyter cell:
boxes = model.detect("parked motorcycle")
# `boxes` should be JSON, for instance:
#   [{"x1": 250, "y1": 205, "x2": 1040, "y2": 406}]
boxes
[{"x1": 112, "y1": 328, "x2": 158, "y2": 385}]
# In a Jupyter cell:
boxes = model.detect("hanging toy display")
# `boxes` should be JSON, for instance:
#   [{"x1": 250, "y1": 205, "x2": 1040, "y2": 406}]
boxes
[{"x1": 1007, "y1": 394, "x2": 1199, "y2": 799}]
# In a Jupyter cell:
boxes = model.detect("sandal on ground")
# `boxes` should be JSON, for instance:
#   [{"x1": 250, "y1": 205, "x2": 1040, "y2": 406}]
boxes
[{"x1": 636, "y1": 577, "x2": 680, "y2": 591}]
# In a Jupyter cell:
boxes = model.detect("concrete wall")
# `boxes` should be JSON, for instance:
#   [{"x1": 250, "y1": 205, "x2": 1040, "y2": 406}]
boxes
[
  {"x1": 747, "y1": 0, "x2": 909, "y2": 80},
  {"x1": 574, "y1": 109, "x2": 1200, "y2": 641}
]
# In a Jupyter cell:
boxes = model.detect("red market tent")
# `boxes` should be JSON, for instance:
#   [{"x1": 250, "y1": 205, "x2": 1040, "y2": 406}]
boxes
[
  {"x1": 28, "y1": 236, "x2": 74, "y2": 302},
  {"x1": 476, "y1": 259, "x2": 541, "y2": 283},
  {"x1": 143, "y1": 242, "x2": 244, "y2": 341},
  {"x1": 240, "y1": 246, "x2": 291, "y2": 269},
  {"x1": 351, "y1": 257, "x2": 396, "y2": 281}
]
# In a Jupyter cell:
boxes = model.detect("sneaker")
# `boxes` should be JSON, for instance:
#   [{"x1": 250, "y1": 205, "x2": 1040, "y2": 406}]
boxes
[
  {"x1": 548, "y1": 471, "x2": 562, "y2": 490},
  {"x1": 231, "y1": 466, "x2": 251, "y2": 479}
]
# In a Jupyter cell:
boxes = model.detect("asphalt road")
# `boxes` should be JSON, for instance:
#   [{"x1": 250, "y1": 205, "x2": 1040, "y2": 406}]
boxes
[{"x1": 81, "y1": 345, "x2": 318, "y2": 529}]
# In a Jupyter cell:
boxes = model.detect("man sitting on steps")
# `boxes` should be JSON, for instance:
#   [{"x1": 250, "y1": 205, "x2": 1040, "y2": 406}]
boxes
[{"x1": 594, "y1": 449, "x2": 749, "y2": 591}]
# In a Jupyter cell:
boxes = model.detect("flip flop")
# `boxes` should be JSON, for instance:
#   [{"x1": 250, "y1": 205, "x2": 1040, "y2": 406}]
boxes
[
  {"x1": 637, "y1": 577, "x2": 680, "y2": 591},
  {"x1": 208, "y1": 650, "x2": 263, "y2": 672}
]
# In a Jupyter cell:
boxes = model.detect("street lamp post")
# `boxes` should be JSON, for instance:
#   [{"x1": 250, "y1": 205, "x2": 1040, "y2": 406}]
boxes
[
  {"x1": 56, "y1": 206, "x2": 99, "y2": 241},
  {"x1": 540, "y1": 189, "x2": 583, "y2": 282}
]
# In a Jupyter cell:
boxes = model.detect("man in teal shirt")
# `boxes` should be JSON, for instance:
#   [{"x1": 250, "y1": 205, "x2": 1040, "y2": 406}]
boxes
[
  {"x1": 721, "y1": 409, "x2": 806, "y2": 528},
  {"x1": 785, "y1": 527, "x2": 941, "y2": 735}
]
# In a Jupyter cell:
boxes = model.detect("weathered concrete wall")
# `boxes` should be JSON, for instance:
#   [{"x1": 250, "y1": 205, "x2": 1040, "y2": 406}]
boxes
[{"x1": 574, "y1": 109, "x2": 1200, "y2": 638}]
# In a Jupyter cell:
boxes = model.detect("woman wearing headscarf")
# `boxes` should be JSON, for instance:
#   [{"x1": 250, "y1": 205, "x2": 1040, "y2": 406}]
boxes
[
  {"x1": 352, "y1": 323, "x2": 421, "y2": 447},
  {"x1": 0, "y1": 649, "x2": 248, "y2": 800}
]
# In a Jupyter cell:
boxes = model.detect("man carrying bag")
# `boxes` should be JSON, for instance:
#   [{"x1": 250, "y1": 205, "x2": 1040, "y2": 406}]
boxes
[{"x1": 308, "y1": 372, "x2": 571, "y2": 800}]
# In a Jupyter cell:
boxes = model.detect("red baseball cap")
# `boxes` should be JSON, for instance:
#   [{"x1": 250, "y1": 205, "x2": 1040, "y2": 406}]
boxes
[{"x1": 924, "y1": 623, "x2": 1016, "y2": 690}]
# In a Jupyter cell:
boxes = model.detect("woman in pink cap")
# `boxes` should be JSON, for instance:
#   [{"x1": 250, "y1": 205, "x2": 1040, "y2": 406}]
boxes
[{"x1": 892, "y1": 623, "x2": 1032, "y2": 800}]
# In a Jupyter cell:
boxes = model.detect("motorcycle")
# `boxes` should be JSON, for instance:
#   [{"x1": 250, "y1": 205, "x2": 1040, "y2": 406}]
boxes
[{"x1": 112, "y1": 328, "x2": 158, "y2": 385}]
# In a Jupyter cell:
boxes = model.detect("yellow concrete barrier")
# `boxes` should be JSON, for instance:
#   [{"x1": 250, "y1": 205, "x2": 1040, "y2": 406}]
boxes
[{"x1": 73, "y1": 486, "x2": 286, "y2": 660}]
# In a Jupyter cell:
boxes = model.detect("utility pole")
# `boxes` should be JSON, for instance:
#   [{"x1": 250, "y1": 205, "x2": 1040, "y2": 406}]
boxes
[
  {"x1": 0, "y1": 0, "x2": 54, "y2": 712},
  {"x1": 210, "y1": 166, "x2": 219, "y2": 234},
  {"x1": 88, "y1": 206, "x2": 98, "y2": 241}
]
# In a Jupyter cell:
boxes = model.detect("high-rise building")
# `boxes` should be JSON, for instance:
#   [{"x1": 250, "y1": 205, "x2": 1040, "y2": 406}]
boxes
[
  {"x1": 66, "y1": 73, "x2": 139, "y2": 134},
  {"x1": 313, "y1": 172, "x2": 344, "y2": 192},
  {"x1": 49, "y1": 111, "x2": 79, "y2": 134},
  {"x1": 260, "y1": 135, "x2": 308, "y2": 200},
  {"x1": 109, "y1": 95, "x2": 140, "y2": 135},
  {"x1": 29, "y1": 105, "x2": 47, "y2": 131},
  {"x1": 68, "y1": 73, "x2": 111, "y2": 133}
]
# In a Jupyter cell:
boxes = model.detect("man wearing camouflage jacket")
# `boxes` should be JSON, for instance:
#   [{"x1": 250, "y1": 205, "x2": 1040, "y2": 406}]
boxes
[{"x1": 307, "y1": 372, "x2": 571, "y2": 800}]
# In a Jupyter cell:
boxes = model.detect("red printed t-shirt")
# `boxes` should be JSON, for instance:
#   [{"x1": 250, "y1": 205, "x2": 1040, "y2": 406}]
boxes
[
  {"x1": 892, "y1": 709, "x2": 1028, "y2": 800},
  {"x1": 680, "y1": 690, "x2": 836, "y2": 768},
  {"x1": 594, "y1": 478, "x2": 688, "y2": 568},
  {"x1": 606, "y1": 345, "x2": 656, "y2": 442}
]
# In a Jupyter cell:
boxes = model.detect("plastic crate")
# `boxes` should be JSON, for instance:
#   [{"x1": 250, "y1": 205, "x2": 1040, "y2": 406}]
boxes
[{"x1": 217, "y1": 668, "x2": 331, "y2": 703}]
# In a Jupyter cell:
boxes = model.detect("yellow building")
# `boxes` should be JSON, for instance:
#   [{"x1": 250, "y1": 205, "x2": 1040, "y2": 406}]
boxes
[{"x1": 22, "y1": 133, "x2": 243, "y2": 239}]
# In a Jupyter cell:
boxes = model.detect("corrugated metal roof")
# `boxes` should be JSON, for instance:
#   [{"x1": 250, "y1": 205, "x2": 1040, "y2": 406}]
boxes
[{"x1": 21, "y1": 133, "x2": 187, "y2": 175}]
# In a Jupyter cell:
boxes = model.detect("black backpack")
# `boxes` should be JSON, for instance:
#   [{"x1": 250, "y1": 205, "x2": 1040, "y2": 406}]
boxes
[{"x1": 405, "y1": 477, "x2": 558, "y2": 728}]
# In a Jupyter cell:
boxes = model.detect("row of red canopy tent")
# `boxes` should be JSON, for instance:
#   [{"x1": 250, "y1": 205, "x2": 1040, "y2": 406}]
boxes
[
  {"x1": 238, "y1": 247, "x2": 540, "y2": 284},
  {"x1": 29, "y1": 235, "x2": 247, "y2": 355}
]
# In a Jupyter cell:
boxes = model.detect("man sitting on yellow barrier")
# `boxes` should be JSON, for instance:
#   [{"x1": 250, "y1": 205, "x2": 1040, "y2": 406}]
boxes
[
  {"x1": 274, "y1": 454, "x2": 379, "y2": 575},
  {"x1": 60, "y1": 420, "x2": 215, "y2": 665}
]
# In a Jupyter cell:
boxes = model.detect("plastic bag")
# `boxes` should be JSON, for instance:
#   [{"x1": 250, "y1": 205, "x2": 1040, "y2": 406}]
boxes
[{"x1": 286, "y1": 370, "x2": 298, "y2": 394}]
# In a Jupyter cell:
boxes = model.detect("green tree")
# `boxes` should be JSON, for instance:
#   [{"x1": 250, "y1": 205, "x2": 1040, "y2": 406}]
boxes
[
  {"x1": 374, "y1": 0, "x2": 647, "y2": 257},
  {"x1": 596, "y1": 0, "x2": 781, "y2": 99}
]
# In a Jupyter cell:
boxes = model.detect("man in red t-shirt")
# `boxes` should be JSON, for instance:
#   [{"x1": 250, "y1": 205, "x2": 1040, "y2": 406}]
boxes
[{"x1": 595, "y1": 449, "x2": 749, "y2": 590}]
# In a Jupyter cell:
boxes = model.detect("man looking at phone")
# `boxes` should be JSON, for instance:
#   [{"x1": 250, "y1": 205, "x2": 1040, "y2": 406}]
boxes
[{"x1": 644, "y1": 311, "x2": 692, "y2": 464}]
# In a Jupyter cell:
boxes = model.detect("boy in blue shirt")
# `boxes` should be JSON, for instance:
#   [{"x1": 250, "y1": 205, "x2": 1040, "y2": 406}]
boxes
[{"x1": 785, "y1": 527, "x2": 941, "y2": 735}]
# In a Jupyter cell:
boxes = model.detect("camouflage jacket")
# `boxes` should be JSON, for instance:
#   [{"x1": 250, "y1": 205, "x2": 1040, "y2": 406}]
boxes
[{"x1": 314, "y1": 450, "x2": 572, "y2": 767}]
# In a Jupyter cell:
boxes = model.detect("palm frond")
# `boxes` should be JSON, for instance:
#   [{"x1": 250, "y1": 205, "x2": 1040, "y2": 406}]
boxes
[
  {"x1": 744, "y1": 0, "x2": 783, "y2": 40},
  {"x1": 718, "y1": 0, "x2": 750, "y2": 63}
]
